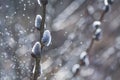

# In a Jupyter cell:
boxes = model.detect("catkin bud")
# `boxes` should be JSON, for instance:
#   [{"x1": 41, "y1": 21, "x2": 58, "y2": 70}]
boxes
[
  {"x1": 104, "y1": 0, "x2": 113, "y2": 12},
  {"x1": 104, "y1": 0, "x2": 109, "y2": 6},
  {"x1": 104, "y1": 5, "x2": 109, "y2": 13},
  {"x1": 40, "y1": 0, "x2": 48, "y2": 5},
  {"x1": 80, "y1": 51, "x2": 89, "y2": 66},
  {"x1": 92, "y1": 21, "x2": 101, "y2": 29},
  {"x1": 93, "y1": 28, "x2": 102, "y2": 41},
  {"x1": 80, "y1": 51, "x2": 87, "y2": 60},
  {"x1": 72, "y1": 64, "x2": 80, "y2": 74},
  {"x1": 104, "y1": 0, "x2": 114, "y2": 5},
  {"x1": 32, "y1": 65, "x2": 42, "y2": 75},
  {"x1": 32, "y1": 65, "x2": 36, "y2": 74},
  {"x1": 37, "y1": 0, "x2": 41, "y2": 6},
  {"x1": 35, "y1": 15, "x2": 42, "y2": 30},
  {"x1": 31, "y1": 42, "x2": 41, "y2": 58},
  {"x1": 108, "y1": 0, "x2": 114, "y2": 5},
  {"x1": 41, "y1": 30, "x2": 51, "y2": 46}
]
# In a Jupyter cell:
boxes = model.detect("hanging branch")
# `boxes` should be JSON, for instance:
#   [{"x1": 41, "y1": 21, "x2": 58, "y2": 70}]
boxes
[
  {"x1": 33, "y1": 1, "x2": 47, "y2": 79},
  {"x1": 86, "y1": 0, "x2": 114, "y2": 54},
  {"x1": 40, "y1": 4, "x2": 47, "y2": 44},
  {"x1": 85, "y1": 0, "x2": 114, "y2": 53},
  {"x1": 31, "y1": 42, "x2": 41, "y2": 80},
  {"x1": 31, "y1": 0, "x2": 51, "y2": 80},
  {"x1": 86, "y1": 21, "x2": 102, "y2": 53},
  {"x1": 72, "y1": 0, "x2": 114, "y2": 77}
]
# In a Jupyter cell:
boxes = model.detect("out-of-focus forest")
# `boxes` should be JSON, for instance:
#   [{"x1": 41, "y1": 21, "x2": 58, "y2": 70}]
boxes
[{"x1": 0, "y1": 0, "x2": 120, "y2": 80}]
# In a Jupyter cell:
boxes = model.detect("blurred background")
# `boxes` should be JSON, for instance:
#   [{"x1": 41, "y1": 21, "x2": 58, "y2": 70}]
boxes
[{"x1": 0, "y1": 0, "x2": 120, "y2": 80}]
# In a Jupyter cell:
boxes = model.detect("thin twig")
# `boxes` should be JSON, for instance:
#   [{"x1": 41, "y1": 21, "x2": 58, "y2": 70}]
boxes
[
  {"x1": 99, "y1": 11, "x2": 106, "y2": 21},
  {"x1": 33, "y1": 57, "x2": 41, "y2": 80},
  {"x1": 32, "y1": 2, "x2": 47, "y2": 80},
  {"x1": 86, "y1": 10, "x2": 106, "y2": 53},
  {"x1": 86, "y1": 37, "x2": 95, "y2": 53},
  {"x1": 40, "y1": 5, "x2": 46, "y2": 43}
]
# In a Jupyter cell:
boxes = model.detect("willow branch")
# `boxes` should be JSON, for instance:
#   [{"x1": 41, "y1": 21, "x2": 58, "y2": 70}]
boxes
[
  {"x1": 86, "y1": 37, "x2": 95, "y2": 53},
  {"x1": 99, "y1": 11, "x2": 106, "y2": 21},
  {"x1": 33, "y1": 57, "x2": 41, "y2": 80},
  {"x1": 86, "y1": 10, "x2": 107, "y2": 53},
  {"x1": 40, "y1": 5, "x2": 46, "y2": 44},
  {"x1": 32, "y1": 3, "x2": 47, "y2": 80}
]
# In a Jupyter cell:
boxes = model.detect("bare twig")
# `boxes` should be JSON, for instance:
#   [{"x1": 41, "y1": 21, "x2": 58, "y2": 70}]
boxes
[
  {"x1": 40, "y1": 5, "x2": 46, "y2": 43},
  {"x1": 32, "y1": 0, "x2": 48, "y2": 80},
  {"x1": 33, "y1": 57, "x2": 41, "y2": 80},
  {"x1": 73, "y1": 0, "x2": 114, "y2": 77},
  {"x1": 87, "y1": 0, "x2": 114, "y2": 54},
  {"x1": 86, "y1": 8, "x2": 108, "y2": 54}
]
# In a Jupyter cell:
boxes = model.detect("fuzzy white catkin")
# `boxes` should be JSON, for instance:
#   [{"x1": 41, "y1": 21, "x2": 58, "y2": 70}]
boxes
[
  {"x1": 84, "y1": 56, "x2": 90, "y2": 66},
  {"x1": 108, "y1": 0, "x2": 114, "y2": 5},
  {"x1": 37, "y1": 0, "x2": 41, "y2": 6},
  {"x1": 32, "y1": 65, "x2": 36, "y2": 74},
  {"x1": 104, "y1": 5, "x2": 109, "y2": 13},
  {"x1": 44, "y1": 23, "x2": 47, "y2": 29},
  {"x1": 80, "y1": 51, "x2": 90, "y2": 66},
  {"x1": 104, "y1": 0, "x2": 113, "y2": 6},
  {"x1": 35, "y1": 15, "x2": 42, "y2": 30},
  {"x1": 104, "y1": 0, "x2": 114, "y2": 13},
  {"x1": 104, "y1": 0, "x2": 109, "y2": 6},
  {"x1": 32, "y1": 65, "x2": 42, "y2": 75},
  {"x1": 80, "y1": 51, "x2": 87, "y2": 60},
  {"x1": 41, "y1": 30, "x2": 51, "y2": 46},
  {"x1": 72, "y1": 64, "x2": 80, "y2": 73},
  {"x1": 32, "y1": 42, "x2": 41, "y2": 55},
  {"x1": 93, "y1": 21, "x2": 101, "y2": 29},
  {"x1": 95, "y1": 28, "x2": 102, "y2": 34},
  {"x1": 94, "y1": 28, "x2": 102, "y2": 40}
]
